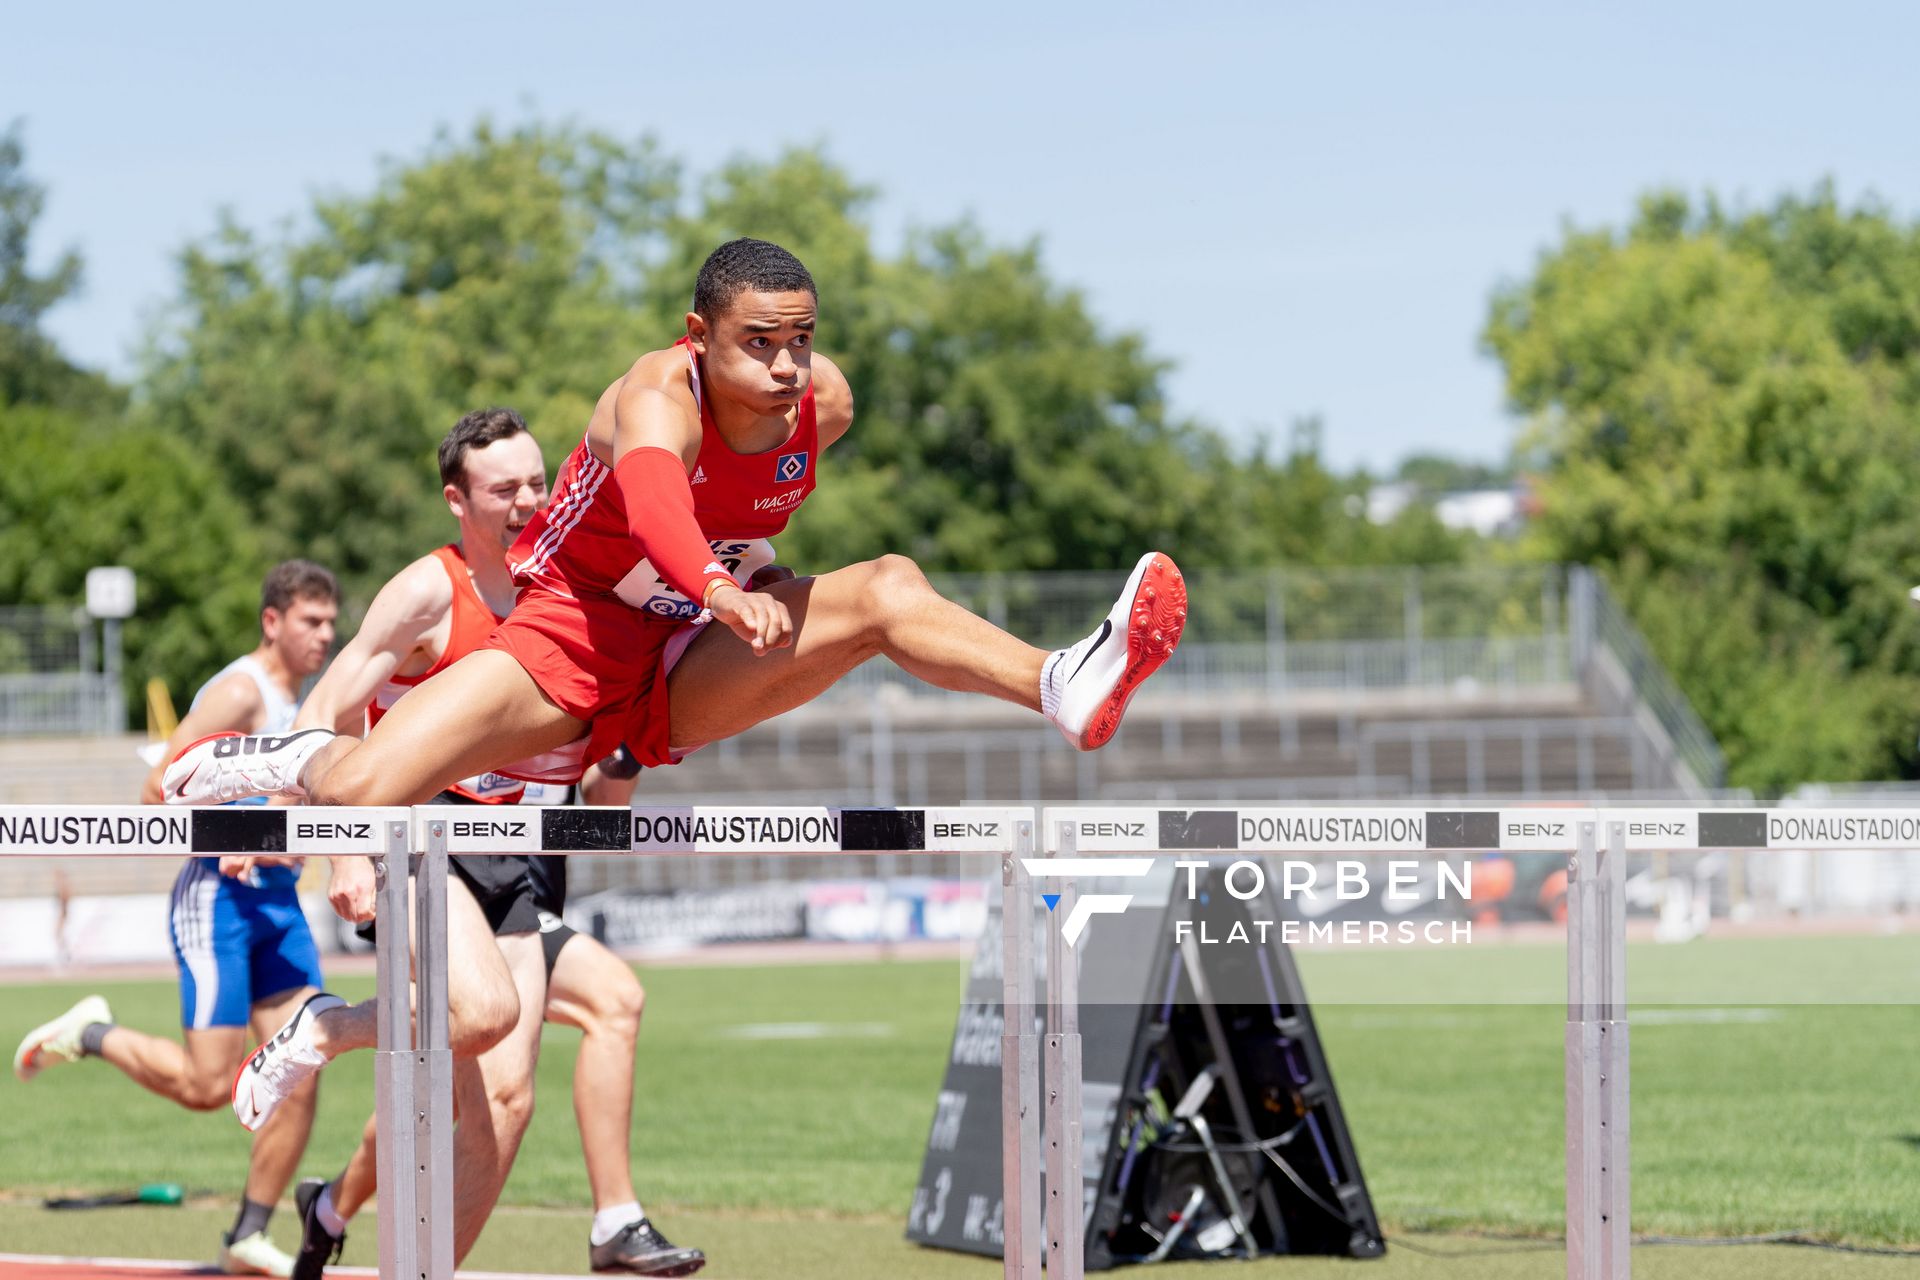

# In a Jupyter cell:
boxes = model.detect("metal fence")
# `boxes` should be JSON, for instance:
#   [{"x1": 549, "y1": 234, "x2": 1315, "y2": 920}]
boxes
[
  {"x1": 1571, "y1": 568, "x2": 1725, "y2": 793},
  {"x1": 0, "y1": 606, "x2": 120, "y2": 736}
]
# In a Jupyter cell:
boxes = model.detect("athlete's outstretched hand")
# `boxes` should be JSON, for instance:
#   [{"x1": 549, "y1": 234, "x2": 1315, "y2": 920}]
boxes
[
  {"x1": 707, "y1": 582, "x2": 793, "y2": 657},
  {"x1": 327, "y1": 855, "x2": 378, "y2": 923}
]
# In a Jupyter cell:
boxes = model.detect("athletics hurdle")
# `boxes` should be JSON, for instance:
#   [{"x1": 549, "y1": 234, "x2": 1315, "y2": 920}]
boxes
[
  {"x1": 1043, "y1": 808, "x2": 1606, "y2": 1279},
  {"x1": 0, "y1": 807, "x2": 429, "y2": 1274},
  {"x1": 420, "y1": 804, "x2": 1033, "y2": 1280}
]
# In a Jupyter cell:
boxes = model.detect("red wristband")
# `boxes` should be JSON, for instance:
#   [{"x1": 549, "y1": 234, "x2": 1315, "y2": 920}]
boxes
[{"x1": 613, "y1": 448, "x2": 736, "y2": 605}]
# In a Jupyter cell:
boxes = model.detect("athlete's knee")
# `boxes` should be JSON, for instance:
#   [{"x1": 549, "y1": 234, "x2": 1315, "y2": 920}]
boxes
[
  {"x1": 860, "y1": 553, "x2": 936, "y2": 629},
  {"x1": 307, "y1": 749, "x2": 374, "y2": 807},
  {"x1": 486, "y1": 1068, "x2": 536, "y2": 1137},
  {"x1": 452, "y1": 1001, "x2": 516, "y2": 1058},
  {"x1": 179, "y1": 1072, "x2": 231, "y2": 1112},
  {"x1": 449, "y1": 976, "x2": 520, "y2": 1057},
  {"x1": 598, "y1": 973, "x2": 645, "y2": 1041}
]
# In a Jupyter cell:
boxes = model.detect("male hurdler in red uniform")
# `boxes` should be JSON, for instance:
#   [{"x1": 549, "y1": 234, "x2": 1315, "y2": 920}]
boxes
[{"x1": 166, "y1": 237, "x2": 1188, "y2": 1132}]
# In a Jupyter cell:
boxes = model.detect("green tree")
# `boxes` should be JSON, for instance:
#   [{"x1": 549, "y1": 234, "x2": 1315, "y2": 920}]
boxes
[
  {"x1": 1486, "y1": 188, "x2": 1920, "y2": 790},
  {"x1": 0, "y1": 125, "x2": 197, "y2": 719},
  {"x1": 140, "y1": 120, "x2": 678, "y2": 601},
  {"x1": 0, "y1": 121, "x2": 118, "y2": 412},
  {"x1": 0, "y1": 403, "x2": 263, "y2": 705}
]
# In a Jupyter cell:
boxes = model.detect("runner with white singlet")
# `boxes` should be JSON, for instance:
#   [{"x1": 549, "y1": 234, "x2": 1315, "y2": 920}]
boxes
[{"x1": 14, "y1": 561, "x2": 341, "y2": 1277}]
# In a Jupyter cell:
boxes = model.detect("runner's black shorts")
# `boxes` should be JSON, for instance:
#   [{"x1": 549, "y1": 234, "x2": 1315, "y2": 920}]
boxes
[
  {"x1": 528, "y1": 852, "x2": 578, "y2": 977},
  {"x1": 357, "y1": 792, "x2": 540, "y2": 942}
]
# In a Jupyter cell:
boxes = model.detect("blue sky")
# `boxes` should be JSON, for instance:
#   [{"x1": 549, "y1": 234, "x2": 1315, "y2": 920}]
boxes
[{"x1": 12, "y1": 1, "x2": 1918, "y2": 472}]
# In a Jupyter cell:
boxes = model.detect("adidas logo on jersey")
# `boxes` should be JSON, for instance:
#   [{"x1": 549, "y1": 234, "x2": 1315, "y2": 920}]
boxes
[{"x1": 690, "y1": 466, "x2": 708, "y2": 485}]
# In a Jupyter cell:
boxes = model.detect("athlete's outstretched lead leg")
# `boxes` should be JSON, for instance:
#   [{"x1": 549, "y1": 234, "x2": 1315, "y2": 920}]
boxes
[
  {"x1": 165, "y1": 651, "x2": 586, "y2": 808},
  {"x1": 667, "y1": 550, "x2": 1185, "y2": 753}
]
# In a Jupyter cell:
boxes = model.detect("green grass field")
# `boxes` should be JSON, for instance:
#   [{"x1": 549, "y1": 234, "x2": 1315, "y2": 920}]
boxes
[{"x1": 2, "y1": 933, "x2": 1916, "y2": 1277}]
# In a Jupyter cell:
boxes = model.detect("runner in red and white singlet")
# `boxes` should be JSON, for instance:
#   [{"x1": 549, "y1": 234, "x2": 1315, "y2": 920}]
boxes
[
  {"x1": 168, "y1": 235, "x2": 1189, "y2": 853},
  {"x1": 488, "y1": 334, "x2": 819, "y2": 775}
]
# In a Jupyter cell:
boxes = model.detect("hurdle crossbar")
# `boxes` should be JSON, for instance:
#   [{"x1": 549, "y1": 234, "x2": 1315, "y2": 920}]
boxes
[
  {"x1": 418, "y1": 806, "x2": 1030, "y2": 1280},
  {"x1": 7, "y1": 803, "x2": 1920, "y2": 1280}
]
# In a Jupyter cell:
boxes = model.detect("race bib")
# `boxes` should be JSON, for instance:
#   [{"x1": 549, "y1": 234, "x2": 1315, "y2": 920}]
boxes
[{"x1": 612, "y1": 538, "x2": 775, "y2": 619}]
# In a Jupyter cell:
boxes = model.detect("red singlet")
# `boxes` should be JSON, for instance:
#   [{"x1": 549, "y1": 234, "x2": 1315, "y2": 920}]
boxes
[
  {"x1": 371, "y1": 544, "x2": 527, "y2": 803},
  {"x1": 487, "y1": 341, "x2": 820, "y2": 779}
]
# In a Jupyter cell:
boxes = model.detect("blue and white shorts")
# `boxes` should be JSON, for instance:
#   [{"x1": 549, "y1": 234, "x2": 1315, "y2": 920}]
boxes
[{"x1": 168, "y1": 858, "x2": 325, "y2": 1030}]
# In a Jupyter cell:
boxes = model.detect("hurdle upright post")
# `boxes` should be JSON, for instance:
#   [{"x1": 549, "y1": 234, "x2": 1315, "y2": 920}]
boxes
[
  {"x1": 414, "y1": 816, "x2": 455, "y2": 1280},
  {"x1": 1044, "y1": 820, "x2": 1085, "y2": 1280},
  {"x1": 374, "y1": 819, "x2": 420, "y2": 1280},
  {"x1": 1566, "y1": 817, "x2": 1630, "y2": 1279},
  {"x1": 1001, "y1": 818, "x2": 1043, "y2": 1280}
]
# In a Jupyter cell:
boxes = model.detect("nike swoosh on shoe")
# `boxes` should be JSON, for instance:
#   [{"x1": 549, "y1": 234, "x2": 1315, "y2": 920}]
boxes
[{"x1": 1068, "y1": 619, "x2": 1113, "y2": 683}]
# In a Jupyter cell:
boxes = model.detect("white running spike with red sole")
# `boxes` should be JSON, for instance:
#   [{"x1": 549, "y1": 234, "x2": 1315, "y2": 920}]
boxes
[{"x1": 1046, "y1": 551, "x2": 1188, "y2": 751}]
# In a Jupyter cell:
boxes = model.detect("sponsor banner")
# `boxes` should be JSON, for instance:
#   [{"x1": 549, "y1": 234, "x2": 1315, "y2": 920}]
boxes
[
  {"x1": 431, "y1": 806, "x2": 543, "y2": 853},
  {"x1": 924, "y1": 809, "x2": 1023, "y2": 853},
  {"x1": 1042, "y1": 809, "x2": 1163, "y2": 852},
  {"x1": 287, "y1": 810, "x2": 405, "y2": 855},
  {"x1": 1607, "y1": 810, "x2": 1706, "y2": 850},
  {"x1": 578, "y1": 882, "x2": 810, "y2": 948},
  {"x1": 1532, "y1": 810, "x2": 1920, "y2": 850},
  {"x1": 805, "y1": 878, "x2": 988, "y2": 943},
  {"x1": 431, "y1": 806, "x2": 1014, "y2": 855},
  {"x1": 1496, "y1": 809, "x2": 1593, "y2": 851},
  {"x1": 0, "y1": 806, "x2": 402, "y2": 856}
]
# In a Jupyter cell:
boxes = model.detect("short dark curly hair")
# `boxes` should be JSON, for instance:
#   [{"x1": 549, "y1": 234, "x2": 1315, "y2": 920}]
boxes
[
  {"x1": 438, "y1": 407, "x2": 530, "y2": 489},
  {"x1": 692, "y1": 238, "x2": 816, "y2": 319}
]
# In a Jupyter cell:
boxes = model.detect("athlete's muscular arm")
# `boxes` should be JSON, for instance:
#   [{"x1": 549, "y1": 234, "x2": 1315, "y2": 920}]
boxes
[
  {"x1": 811, "y1": 354, "x2": 855, "y2": 450},
  {"x1": 291, "y1": 556, "x2": 450, "y2": 919},
  {"x1": 292, "y1": 557, "x2": 452, "y2": 735},
  {"x1": 607, "y1": 379, "x2": 793, "y2": 656},
  {"x1": 140, "y1": 673, "x2": 265, "y2": 805}
]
